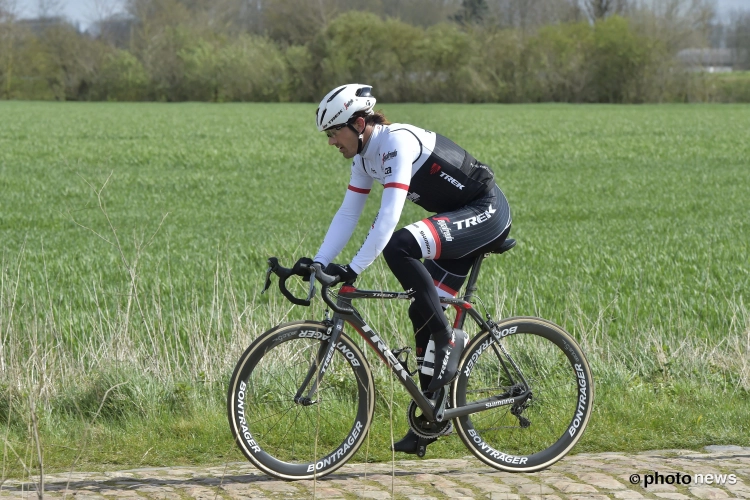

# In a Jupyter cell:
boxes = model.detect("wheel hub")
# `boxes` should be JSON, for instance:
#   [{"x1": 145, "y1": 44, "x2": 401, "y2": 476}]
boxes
[{"x1": 510, "y1": 391, "x2": 532, "y2": 428}]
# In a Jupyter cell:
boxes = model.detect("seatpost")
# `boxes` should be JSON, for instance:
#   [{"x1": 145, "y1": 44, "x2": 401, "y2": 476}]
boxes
[{"x1": 462, "y1": 253, "x2": 487, "y2": 302}]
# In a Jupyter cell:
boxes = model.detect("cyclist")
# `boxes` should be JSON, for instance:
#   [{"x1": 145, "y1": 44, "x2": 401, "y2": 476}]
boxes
[{"x1": 295, "y1": 83, "x2": 512, "y2": 454}]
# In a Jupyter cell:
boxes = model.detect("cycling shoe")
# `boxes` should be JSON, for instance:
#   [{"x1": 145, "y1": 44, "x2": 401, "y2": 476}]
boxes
[{"x1": 427, "y1": 328, "x2": 468, "y2": 392}]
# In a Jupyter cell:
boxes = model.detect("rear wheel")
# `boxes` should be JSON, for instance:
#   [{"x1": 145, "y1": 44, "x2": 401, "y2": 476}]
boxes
[
  {"x1": 228, "y1": 321, "x2": 374, "y2": 480},
  {"x1": 452, "y1": 317, "x2": 593, "y2": 472}
]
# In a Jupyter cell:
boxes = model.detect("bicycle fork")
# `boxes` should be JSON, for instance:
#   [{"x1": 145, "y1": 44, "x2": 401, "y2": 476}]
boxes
[{"x1": 293, "y1": 318, "x2": 345, "y2": 406}]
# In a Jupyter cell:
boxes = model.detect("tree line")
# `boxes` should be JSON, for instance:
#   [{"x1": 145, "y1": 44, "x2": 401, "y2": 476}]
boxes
[{"x1": 1, "y1": 0, "x2": 748, "y2": 103}]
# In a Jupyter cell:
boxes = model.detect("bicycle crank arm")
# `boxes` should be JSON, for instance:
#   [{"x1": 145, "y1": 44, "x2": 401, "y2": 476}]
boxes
[
  {"x1": 440, "y1": 393, "x2": 530, "y2": 421},
  {"x1": 434, "y1": 387, "x2": 451, "y2": 422}
]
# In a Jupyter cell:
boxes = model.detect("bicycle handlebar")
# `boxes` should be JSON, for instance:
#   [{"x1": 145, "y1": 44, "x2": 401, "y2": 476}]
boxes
[{"x1": 262, "y1": 257, "x2": 354, "y2": 315}]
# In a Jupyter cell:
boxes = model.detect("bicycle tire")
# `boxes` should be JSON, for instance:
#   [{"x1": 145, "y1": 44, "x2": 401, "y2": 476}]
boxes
[
  {"x1": 452, "y1": 316, "x2": 594, "y2": 472},
  {"x1": 227, "y1": 321, "x2": 375, "y2": 480}
]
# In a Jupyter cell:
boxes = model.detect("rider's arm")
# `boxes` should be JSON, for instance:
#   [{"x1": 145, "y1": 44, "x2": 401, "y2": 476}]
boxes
[
  {"x1": 349, "y1": 131, "x2": 418, "y2": 274},
  {"x1": 313, "y1": 163, "x2": 373, "y2": 267}
]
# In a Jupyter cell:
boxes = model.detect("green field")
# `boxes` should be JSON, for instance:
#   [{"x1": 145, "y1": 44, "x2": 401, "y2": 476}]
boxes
[{"x1": 1, "y1": 102, "x2": 749, "y2": 478}]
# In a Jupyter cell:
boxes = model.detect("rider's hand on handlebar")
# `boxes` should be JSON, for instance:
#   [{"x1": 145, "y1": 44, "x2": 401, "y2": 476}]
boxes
[
  {"x1": 323, "y1": 263, "x2": 358, "y2": 284},
  {"x1": 292, "y1": 257, "x2": 314, "y2": 281}
]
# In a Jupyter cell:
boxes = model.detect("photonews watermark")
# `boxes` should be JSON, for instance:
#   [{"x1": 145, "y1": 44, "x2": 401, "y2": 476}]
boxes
[{"x1": 630, "y1": 471, "x2": 737, "y2": 488}]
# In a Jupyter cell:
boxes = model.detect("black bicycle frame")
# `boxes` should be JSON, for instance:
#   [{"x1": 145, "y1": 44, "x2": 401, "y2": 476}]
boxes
[{"x1": 296, "y1": 272, "x2": 530, "y2": 423}]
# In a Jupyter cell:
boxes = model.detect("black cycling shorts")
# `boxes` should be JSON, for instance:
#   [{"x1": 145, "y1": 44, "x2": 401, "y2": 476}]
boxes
[{"x1": 404, "y1": 184, "x2": 511, "y2": 262}]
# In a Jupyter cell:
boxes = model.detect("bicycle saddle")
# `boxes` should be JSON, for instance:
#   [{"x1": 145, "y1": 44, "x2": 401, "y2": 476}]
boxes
[{"x1": 490, "y1": 238, "x2": 516, "y2": 254}]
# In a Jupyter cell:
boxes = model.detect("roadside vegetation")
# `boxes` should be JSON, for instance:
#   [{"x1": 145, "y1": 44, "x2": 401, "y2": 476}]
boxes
[
  {"x1": 1, "y1": 102, "x2": 748, "y2": 479},
  {"x1": 1, "y1": 0, "x2": 749, "y2": 103}
]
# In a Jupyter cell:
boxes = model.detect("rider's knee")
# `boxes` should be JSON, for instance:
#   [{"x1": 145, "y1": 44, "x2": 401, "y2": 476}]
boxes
[{"x1": 383, "y1": 229, "x2": 421, "y2": 267}]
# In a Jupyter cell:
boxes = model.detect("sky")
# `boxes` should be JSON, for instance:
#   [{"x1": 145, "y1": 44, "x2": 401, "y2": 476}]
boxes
[{"x1": 15, "y1": 0, "x2": 750, "y2": 30}]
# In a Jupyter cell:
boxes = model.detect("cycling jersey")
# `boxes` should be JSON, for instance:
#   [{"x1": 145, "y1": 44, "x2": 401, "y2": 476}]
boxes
[{"x1": 314, "y1": 123, "x2": 506, "y2": 274}]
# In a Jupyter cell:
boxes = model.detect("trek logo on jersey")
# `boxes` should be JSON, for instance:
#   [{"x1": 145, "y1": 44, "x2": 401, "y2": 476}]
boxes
[
  {"x1": 382, "y1": 150, "x2": 398, "y2": 165},
  {"x1": 453, "y1": 206, "x2": 496, "y2": 230},
  {"x1": 440, "y1": 171, "x2": 465, "y2": 190},
  {"x1": 430, "y1": 163, "x2": 441, "y2": 175}
]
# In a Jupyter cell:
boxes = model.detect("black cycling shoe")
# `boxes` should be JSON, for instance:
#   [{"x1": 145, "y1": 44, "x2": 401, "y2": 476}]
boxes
[
  {"x1": 427, "y1": 328, "x2": 468, "y2": 392},
  {"x1": 392, "y1": 429, "x2": 437, "y2": 458}
]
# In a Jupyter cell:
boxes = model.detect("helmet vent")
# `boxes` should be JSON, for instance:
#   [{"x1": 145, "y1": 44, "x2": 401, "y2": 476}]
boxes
[
  {"x1": 327, "y1": 86, "x2": 347, "y2": 102},
  {"x1": 355, "y1": 86, "x2": 372, "y2": 98}
]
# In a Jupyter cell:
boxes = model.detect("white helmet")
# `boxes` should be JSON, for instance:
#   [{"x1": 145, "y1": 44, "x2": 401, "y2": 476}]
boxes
[{"x1": 315, "y1": 84, "x2": 376, "y2": 132}]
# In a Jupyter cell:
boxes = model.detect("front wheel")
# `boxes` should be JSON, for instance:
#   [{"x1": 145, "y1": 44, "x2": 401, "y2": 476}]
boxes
[
  {"x1": 227, "y1": 321, "x2": 375, "y2": 480},
  {"x1": 452, "y1": 317, "x2": 593, "y2": 472}
]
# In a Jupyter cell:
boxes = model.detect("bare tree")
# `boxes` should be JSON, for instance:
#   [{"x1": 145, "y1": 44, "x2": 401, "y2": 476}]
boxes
[
  {"x1": 37, "y1": 0, "x2": 66, "y2": 19},
  {"x1": 243, "y1": 0, "x2": 263, "y2": 34},
  {"x1": 260, "y1": 0, "x2": 339, "y2": 45},
  {"x1": 1, "y1": 0, "x2": 18, "y2": 20},
  {"x1": 727, "y1": 10, "x2": 750, "y2": 69},
  {"x1": 372, "y1": 0, "x2": 461, "y2": 28},
  {"x1": 0, "y1": 0, "x2": 19, "y2": 98},
  {"x1": 629, "y1": 0, "x2": 716, "y2": 52},
  {"x1": 485, "y1": 0, "x2": 587, "y2": 30},
  {"x1": 576, "y1": 0, "x2": 630, "y2": 20},
  {"x1": 88, "y1": 0, "x2": 134, "y2": 47},
  {"x1": 452, "y1": 0, "x2": 489, "y2": 25},
  {"x1": 87, "y1": 0, "x2": 123, "y2": 25}
]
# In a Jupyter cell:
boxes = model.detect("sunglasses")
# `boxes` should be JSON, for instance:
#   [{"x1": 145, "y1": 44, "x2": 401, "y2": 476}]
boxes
[{"x1": 325, "y1": 125, "x2": 346, "y2": 138}]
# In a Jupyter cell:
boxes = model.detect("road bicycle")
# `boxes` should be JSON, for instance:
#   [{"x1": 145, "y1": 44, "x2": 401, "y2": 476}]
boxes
[{"x1": 227, "y1": 239, "x2": 594, "y2": 480}]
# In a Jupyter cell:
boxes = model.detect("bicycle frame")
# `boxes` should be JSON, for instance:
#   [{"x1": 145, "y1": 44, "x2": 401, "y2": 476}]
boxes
[{"x1": 293, "y1": 251, "x2": 532, "y2": 425}]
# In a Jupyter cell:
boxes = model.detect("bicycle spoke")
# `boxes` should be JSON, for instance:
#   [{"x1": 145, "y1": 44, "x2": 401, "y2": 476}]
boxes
[
  {"x1": 453, "y1": 321, "x2": 593, "y2": 472},
  {"x1": 229, "y1": 323, "x2": 374, "y2": 479},
  {"x1": 253, "y1": 407, "x2": 296, "y2": 439}
]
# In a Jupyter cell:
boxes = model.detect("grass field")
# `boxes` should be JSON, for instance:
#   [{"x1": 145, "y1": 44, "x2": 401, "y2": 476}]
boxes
[{"x1": 1, "y1": 101, "x2": 749, "y2": 478}]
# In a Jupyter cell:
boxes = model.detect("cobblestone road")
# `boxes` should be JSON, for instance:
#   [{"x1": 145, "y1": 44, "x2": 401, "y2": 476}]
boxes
[{"x1": 2, "y1": 446, "x2": 749, "y2": 499}]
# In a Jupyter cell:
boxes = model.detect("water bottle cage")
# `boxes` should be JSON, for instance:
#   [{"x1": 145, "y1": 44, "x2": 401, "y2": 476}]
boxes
[{"x1": 392, "y1": 347, "x2": 419, "y2": 376}]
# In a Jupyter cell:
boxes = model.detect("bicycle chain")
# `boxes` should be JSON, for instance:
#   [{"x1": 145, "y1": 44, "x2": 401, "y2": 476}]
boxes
[{"x1": 406, "y1": 400, "x2": 454, "y2": 439}]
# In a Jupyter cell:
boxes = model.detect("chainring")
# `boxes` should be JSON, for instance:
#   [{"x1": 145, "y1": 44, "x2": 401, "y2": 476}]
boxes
[{"x1": 406, "y1": 400, "x2": 453, "y2": 439}]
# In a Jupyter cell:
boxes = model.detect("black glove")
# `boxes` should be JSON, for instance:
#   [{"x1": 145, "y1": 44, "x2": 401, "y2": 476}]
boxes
[
  {"x1": 292, "y1": 257, "x2": 314, "y2": 281},
  {"x1": 323, "y1": 263, "x2": 358, "y2": 284}
]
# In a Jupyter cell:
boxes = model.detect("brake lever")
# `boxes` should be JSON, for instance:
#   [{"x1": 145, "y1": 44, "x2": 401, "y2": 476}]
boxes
[
  {"x1": 261, "y1": 265, "x2": 273, "y2": 294},
  {"x1": 307, "y1": 267, "x2": 317, "y2": 301}
]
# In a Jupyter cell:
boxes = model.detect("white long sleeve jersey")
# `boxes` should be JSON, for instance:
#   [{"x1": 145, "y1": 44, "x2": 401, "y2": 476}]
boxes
[{"x1": 313, "y1": 123, "x2": 495, "y2": 274}]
